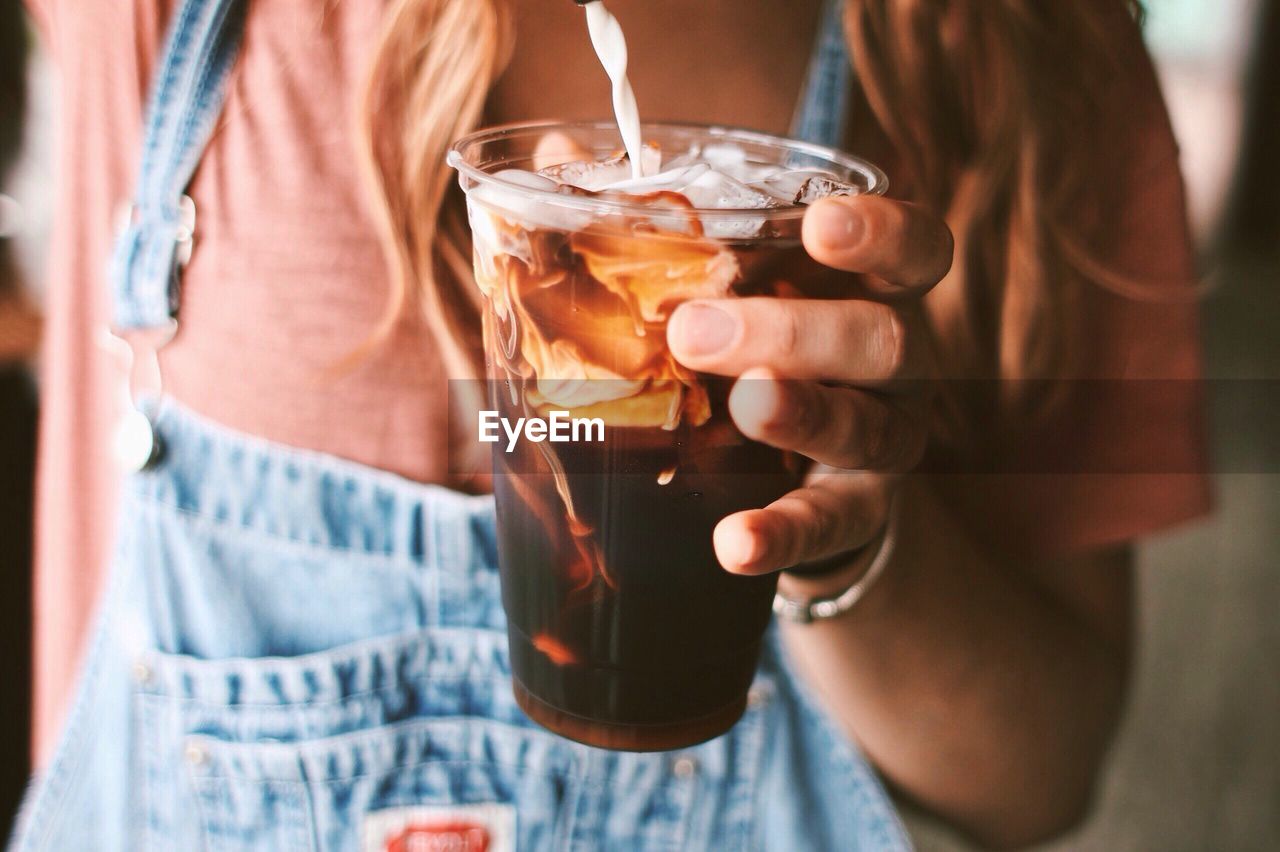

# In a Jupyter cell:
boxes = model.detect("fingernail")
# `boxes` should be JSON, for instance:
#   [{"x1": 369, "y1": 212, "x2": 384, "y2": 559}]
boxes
[
  {"x1": 670, "y1": 303, "x2": 737, "y2": 357},
  {"x1": 736, "y1": 533, "x2": 770, "y2": 572},
  {"x1": 813, "y1": 201, "x2": 864, "y2": 251},
  {"x1": 716, "y1": 521, "x2": 772, "y2": 573}
]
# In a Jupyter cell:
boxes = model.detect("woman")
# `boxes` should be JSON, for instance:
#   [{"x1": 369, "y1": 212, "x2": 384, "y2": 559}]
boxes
[{"x1": 16, "y1": 0, "x2": 1209, "y2": 849}]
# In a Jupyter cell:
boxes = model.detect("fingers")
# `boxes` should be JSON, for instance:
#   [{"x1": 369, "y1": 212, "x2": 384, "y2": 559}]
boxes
[
  {"x1": 714, "y1": 471, "x2": 889, "y2": 575},
  {"x1": 532, "y1": 131, "x2": 591, "y2": 171},
  {"x1": 727, "y1": 368, "x2": 928, "y2": 471},
  {"x1": 667, "y1": 296, "x2": 924, "y2": 384},
  {"x1": 802, "y1": 195, "x2": 953, "y2": 294}
]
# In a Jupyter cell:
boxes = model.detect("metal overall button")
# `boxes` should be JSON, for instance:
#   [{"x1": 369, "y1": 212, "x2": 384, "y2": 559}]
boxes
[
  {"x1": 671, "y1": 756, "x2": 699, "y2": 779},
  {"x1": 131, "y1": 659, "x2": 153, "y2": 685},
  {"x1": 184, "y1": 741, "x2": 208, "y2": 767}
]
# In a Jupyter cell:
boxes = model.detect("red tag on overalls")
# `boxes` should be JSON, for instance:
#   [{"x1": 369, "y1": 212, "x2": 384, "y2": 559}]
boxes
[
  {"x1": 363, "y1": 804, "x2": 513, "y2": 852},
  {"x1": 385, "y1": 821, "x2": 491, "y2": 852}
]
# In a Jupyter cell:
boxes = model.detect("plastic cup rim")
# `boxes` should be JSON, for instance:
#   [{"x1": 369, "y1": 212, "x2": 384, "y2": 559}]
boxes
[{"x1": 447, "y1": 119, "x2": 889, "y2": 221}]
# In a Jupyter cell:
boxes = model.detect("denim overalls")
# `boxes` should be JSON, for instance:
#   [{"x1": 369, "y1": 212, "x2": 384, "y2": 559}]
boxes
[{"x1": 10, "y1": 0, "x2": 911, "y2": 849}]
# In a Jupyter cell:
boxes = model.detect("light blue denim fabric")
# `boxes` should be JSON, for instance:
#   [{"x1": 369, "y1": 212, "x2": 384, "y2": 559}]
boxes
[
  {"x1": 793, "y1": 0, "x2": 855, "y2": 148},
  {"x1": 108, "y1": 0, "x2": 247, "y2": 330},
  {"x1": 11, "y1": 400, "x2": 910, "y2": 851},
  {"x1": 11, "y1": 0, "x2": 911, "y2": 848}
]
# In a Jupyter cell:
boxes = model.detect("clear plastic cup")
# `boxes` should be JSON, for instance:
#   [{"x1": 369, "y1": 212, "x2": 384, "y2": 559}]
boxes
[{"x1": 449, "y1": 120, "x2": 887, "y2": 751}]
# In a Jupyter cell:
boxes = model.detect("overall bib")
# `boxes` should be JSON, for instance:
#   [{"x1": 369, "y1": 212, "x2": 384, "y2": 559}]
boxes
[{"x1": 10, "y1": 1, "x2": 911, "y2": 849}]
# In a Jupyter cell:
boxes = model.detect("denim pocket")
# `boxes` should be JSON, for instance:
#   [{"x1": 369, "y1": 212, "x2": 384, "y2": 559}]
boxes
[
  {"x1": 183, "y1": 714, "x2": 582, "y2": 852},
  {"x1": 128, "y1": 623, "x2": 774, "y2": 851},
  {"x1": 132, "y1": 625, "x2": 585, "y2": 851}
]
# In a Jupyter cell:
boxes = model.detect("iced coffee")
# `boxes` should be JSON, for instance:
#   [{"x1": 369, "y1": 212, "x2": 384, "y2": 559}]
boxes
[{"x1": 450, "y1": 121, "x2": 886, "y2": 750}]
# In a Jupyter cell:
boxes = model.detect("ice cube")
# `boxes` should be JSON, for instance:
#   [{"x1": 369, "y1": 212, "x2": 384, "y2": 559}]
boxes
[
  {"x1": 747, "y1": 168, "x2": 841, "y2": 203},
  {"x1": 660, "y1": 147, "x2": 704, "y2": 171},
  {"x1": 696, "y1": 143, "x2": 786, "y2": 183},
  {"x1": 601, "y1": 163, "x2": 711, "y2": 195},
  {"x1": 699, "y1": 143, "x2": 747, "y2": 171},
  {"x1": 538, "y1": 157, "x2": 629, "y2": 191},
  {"x1": 678, "y1": 170, "x2": 781, "y2": 238},
  {"x1": 609, "y1": 168, "x2": 781, "y2": 239},
  {"x1": 677, "y1": 169, "x2": 782, "y2": 211},
  {"x1": 538, "y1": 147, "x2": 662, "y2": 191},
  {"x1": 472, "y1": 169, "x2": 596, "y2": 232},
  {"x1": 792, "y1": 175, "x2": 863, "y2": 205}
]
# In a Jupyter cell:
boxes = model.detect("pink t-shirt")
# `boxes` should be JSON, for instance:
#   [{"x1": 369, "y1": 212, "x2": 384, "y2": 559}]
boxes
[{"x1": 27, "y1": 0, "x2": 1211, "y2": 765}]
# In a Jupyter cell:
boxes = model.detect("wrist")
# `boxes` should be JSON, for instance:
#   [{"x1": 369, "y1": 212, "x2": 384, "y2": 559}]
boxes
[
  {"x1": 773, "y1": 497, "x2": 900, "y2": 624},
  {"x1": 776, "y1": 534, "x2": 881, "y2": 600}
]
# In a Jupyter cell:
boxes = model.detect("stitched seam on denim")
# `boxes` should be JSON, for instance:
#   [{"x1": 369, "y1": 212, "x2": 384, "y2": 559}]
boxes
[
  {"x1": 191, "y1": 758, "x2": 570, "y2": 785},
  {"x1": 294, "y1": 768, "x2": 319, "y2": 852},
  {"x1": 147, "y1": 396, "x2": 497, "y2": 507},
  {"x1": 137, "y1": 675, "x2": 514, "y2": 712},
  {"x1": 145, "y1": 0, "x2": 240, "y2": 206},
  {"x1": 187, "y1": 711, "x2": 575, "y2": 757},
  {"x1": 135, "y1": 625, "x2": 508, "y2": 686},
  {"x1": 125, "y1": 493, "x2": 431, "y2": 565},
  {"x1": 167, "y1": 1, "x2": 241, "y2": 195},
  {"x1": 137, "y1": 0, "x2": 202, "y2": 199},
  {"x1": 125, "y1": 476, "x2": 494, "y2": 570},
  {"x1": 129, "y1": 483, "x2": 466, "y2": 562},
  {"x1": 130, "y1": 1, "x2": 234, "y2": 326}
]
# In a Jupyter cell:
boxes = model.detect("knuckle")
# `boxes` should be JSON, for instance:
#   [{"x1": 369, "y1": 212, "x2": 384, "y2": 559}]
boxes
[
  {"x1": 863, "y1": 402, "x2": 927, "y2": 472},
  {"x1": 760, "y1": 382, "x2": 824, "y2": 448},
  {"x1": 859, "y1": 400, "x2": 898, "y2": 469},
  {"x1": 770, "y1": 304, "x2": 802, "y2": 365},
  {"x1": 789, "y1": 383, "x2": 826, "y2": 446},
  {"x1": 873, "y1": 201, "x2": 910, "y2": 262},
  {"x1": 755, "y1": 383, "x2": 802, "y2": 442},
  {"x1": 800, "y1": 494, "x2": 842, "y2": 557},
  {"x1": 825, "y1": 392, "x2": 863, "y2": 467},
  {"x1": 866, "y1": 303, "x2": 908, "y2": 380},
  {"x1": 858, "y1": 196, "x2": 890, "y2": 241},
  {"x1": 772, "y1": 494, "x2": 811, "y2": 564}
]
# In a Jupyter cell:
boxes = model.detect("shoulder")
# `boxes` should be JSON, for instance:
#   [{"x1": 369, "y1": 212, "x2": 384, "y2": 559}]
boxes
[{"x1": 27, "y1": 0, "x2": 171, "y2": 69}]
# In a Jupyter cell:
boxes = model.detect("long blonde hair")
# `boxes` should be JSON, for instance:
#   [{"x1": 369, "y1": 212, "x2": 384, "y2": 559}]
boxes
[
  {"x1": 359, "y1": 0, "x2": 1155, "y2": 444},
  {"x1": 356, "y1": 0, "x2": 514, "y2": 388}
]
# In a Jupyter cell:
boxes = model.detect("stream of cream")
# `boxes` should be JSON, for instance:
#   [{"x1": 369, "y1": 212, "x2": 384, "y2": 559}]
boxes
[{"x1": 583, "y1": 1, "x2": 648, "y2": 179}]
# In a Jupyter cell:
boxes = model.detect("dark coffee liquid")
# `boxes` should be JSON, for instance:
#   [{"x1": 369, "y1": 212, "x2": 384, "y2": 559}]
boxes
[
  {"x1": 492, "y1": 389, "x2": 796, "y2": 750},
  {"x1": 471, "y1": 187, "x2": 845, "y2": 749}
]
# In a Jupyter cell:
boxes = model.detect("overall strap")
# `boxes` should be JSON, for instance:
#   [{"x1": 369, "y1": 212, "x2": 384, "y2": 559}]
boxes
[
  {"x1": 791, "y1": 0, "x2": 855, "y2": 149},
  {"x1": 109, "y1": 0, "x2": 249, "y2": 331}
]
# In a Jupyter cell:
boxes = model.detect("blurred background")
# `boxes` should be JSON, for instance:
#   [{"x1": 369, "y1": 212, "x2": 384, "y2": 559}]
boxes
[{"x1": 1, "y1": 0, "x2": 1277, "y2": 846}]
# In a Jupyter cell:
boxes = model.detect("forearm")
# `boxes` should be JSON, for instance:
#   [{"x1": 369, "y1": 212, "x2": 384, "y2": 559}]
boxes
[{"x1": 778, "y1": 476, "x2": 1132, "y2": 849}]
